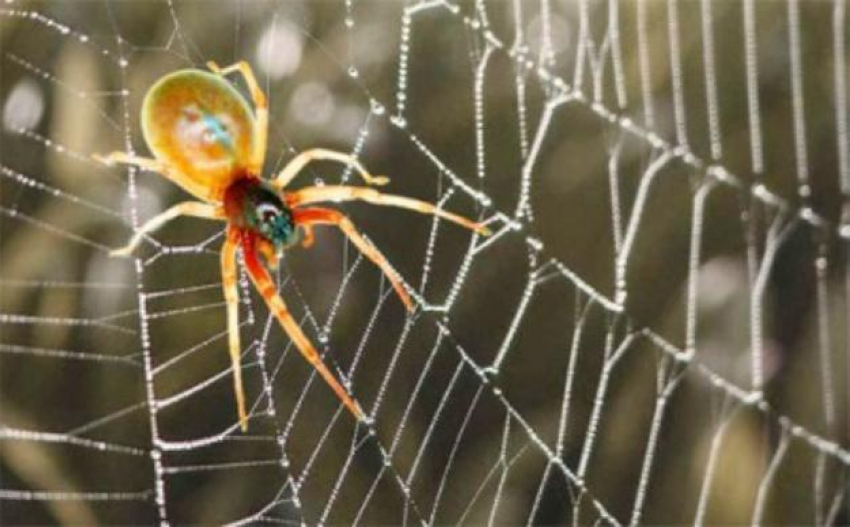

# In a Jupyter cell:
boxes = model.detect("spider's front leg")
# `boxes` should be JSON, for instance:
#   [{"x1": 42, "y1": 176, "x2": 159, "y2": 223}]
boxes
[
  {"x1": 239, "y1": 231, "x2": 367, "y2": 422},
  {"x1": 222, "y1": 229, "x2": 249, "y2": 431},
  {"x1": 288, "y1": 185, "x2": 491, "y2": 235},
  {"x1": 293, "y1": 207, "x2": 414, "y2": 312}
]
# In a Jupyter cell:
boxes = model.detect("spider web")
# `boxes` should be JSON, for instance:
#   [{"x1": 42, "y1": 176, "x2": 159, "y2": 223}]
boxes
[{"x1": 1, "y1": 0, "x2": 848, "y2": 524}]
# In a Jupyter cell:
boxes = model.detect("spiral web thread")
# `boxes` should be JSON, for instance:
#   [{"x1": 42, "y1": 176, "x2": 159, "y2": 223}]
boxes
[{"x1": 0, "y1": 0, "x2": 848, "y2": 525}]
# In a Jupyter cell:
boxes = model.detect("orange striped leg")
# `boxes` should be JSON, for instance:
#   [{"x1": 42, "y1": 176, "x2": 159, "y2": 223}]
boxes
[
  {"x1": 286, "y1": 185, "x2": 490, "y2": 235},
  {"x1": 207, "y1": 61, "x2": 268, "y2": 173},
  {"x1": 256, "y1": 238, "x2": 280, "y2": 269},
  {"x1": 222, "y1": 230, "x2": 248, "y2": 431},
  {"x1": 240, "y1": 232, "x2": 366, "y2": 421},
  {"x1": 271, "y1": 149, "x2": 389, "y2": 191},
  {"x1": 293, "y1": 208, "x2": 414, "y2": 312}
]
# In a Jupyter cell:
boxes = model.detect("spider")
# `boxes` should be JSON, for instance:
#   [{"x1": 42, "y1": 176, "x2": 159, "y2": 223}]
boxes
[{"x1": 94, "y1": 61, "x2": 489, "y2": 431}]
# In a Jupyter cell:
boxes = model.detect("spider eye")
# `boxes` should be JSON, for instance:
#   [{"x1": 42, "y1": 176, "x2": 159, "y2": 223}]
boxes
[
  {"x1": 248, "y1": 188, "x2": 296, "y2": 249},
  {"x1": 257, "y1": 203, "x2": 278, "y2": 223}
]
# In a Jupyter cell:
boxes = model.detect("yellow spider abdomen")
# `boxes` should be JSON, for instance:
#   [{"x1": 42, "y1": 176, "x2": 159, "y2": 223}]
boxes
[{"x1": 142, "y1": 69, "x2": 256, "y2": 201}]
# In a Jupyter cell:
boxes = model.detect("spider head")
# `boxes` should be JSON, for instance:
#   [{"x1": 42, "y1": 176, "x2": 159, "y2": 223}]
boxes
[
  {"x1": 252, "y1": 200, "x2": 298, "y2": 256},
  {"x1": 227, "y1": 179, "x2": 299, "y2": 256}
]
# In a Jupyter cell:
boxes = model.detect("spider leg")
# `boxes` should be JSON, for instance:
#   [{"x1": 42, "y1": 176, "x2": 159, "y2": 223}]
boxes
[
  {"x1": 300, "y1": 225, "x2": 315, "y2": 248},
  {"x1": 271, "y1": 149, "x2": 389, "y2": 191},
  {"x1": 293, "y1": 208, "x2": 414, "y2": 312},
  {"x1": 111, "y1": 201, "x2": 224, "y2": 257},
  {"x1": 240, "y1": 232, "x2": 367, "y2": 421},
  {"x1": 222, "y1": 229, "x2": 248, "y2": 431},
  {"x1": 207, "y1": 61, "x2": 268, "y2": 174},
  {"x1": 257, "y1": 238, "x2": 280, "y2": 269},
  {"x1": 287, "y1": 185, "x2": 491, "y2": 235},
  {"x1": 93, "y1": 151, "x2": 165, "y2": 173},
  {"x1": 94, "y1": 151, "x2": 218, "y2": 202}
]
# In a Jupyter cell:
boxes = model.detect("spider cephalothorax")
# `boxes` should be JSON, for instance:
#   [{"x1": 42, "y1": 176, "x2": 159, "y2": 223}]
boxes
[
  {"x1": 95, "y1": 60, "x2": 489, "y2": 431},
  {"x1": 224, "y1": 177, "x2": 300, "y2": 256}
]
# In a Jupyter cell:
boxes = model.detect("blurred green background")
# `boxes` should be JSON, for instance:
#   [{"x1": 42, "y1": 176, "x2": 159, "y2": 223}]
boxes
[{"x1": 1, "y1": 0, "x2": 848, "y2": 524}]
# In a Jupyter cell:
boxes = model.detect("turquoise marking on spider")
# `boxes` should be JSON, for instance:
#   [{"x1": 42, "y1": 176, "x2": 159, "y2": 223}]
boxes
[{"x1": 202, "y1": 113, "x2": 235, "y2": 153}]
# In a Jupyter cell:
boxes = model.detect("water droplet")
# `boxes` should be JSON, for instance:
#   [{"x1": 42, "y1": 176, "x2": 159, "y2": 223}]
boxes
[{"x1": 370, "y1": 99, "x2": 385, "y2": 115}]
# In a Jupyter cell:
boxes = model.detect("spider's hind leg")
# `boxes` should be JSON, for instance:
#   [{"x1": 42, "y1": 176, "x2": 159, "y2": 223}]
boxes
[
  {"x1": 110, "y1": 201, "x2": 224, "y2": 257},
  {"x1": 93, "y1": 151, "x2": 165, "y2": 173},
  {"x1": 207, "y1": 60, "x2": 268, "y2": 174}
]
